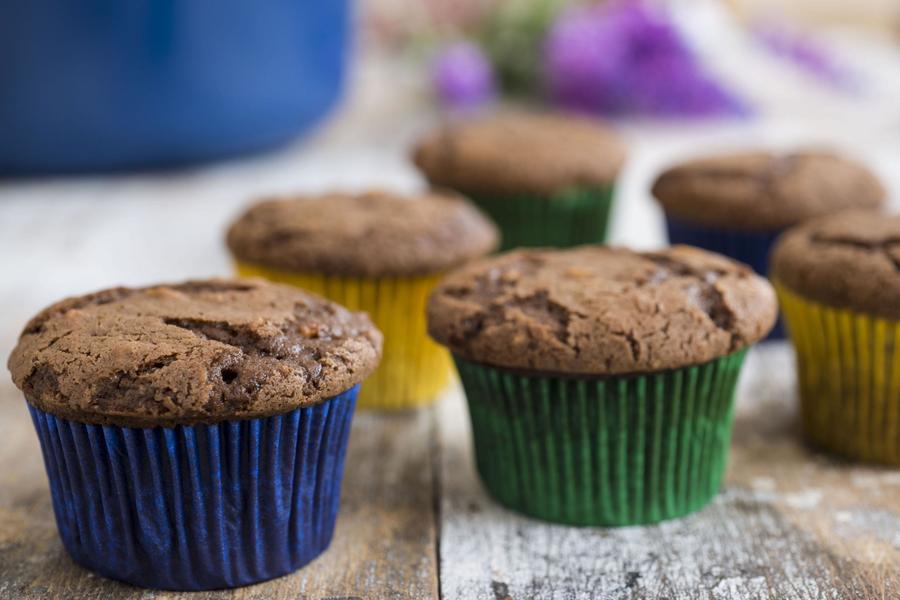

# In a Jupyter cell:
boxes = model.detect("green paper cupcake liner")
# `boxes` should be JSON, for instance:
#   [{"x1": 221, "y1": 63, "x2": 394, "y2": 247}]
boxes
[
  {"x1": 455, "y1": 350, "x2": 747, "y2": 526},
  {"x1": 470, "y1": 186, "x2": 615, "y2": 251}
]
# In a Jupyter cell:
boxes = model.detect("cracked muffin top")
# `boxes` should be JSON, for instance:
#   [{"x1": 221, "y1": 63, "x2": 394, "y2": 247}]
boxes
[
  {"x1": 427, "y1": 246, "x2": 776, "y2": 375},
  {"x1": 652, "y1": 151, "x2": 885, "y2": 231},
  {"x1": 226, "y1": 190, "x2": 499, "y2": 277},
  {"x1": 412, "y1": 112, "x2": 626, "y2": 196},
  {"x1": 7, "y1": 279, "x2": 382, "y2": 427},
  {"x1": 771, "y1": 211, "x2": 900, "y2": 318}
]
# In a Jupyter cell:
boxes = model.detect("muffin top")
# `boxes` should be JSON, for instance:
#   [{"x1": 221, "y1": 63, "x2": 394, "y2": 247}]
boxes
[
  {"x1": 427, "y1": 245, "x2": 776, "y2": 375},
  {"x1": 7, "y1": 279, "x2": 382, "y2": 427},
  {"x1": 412, "y1": 112, "x2": 626, "y2": 196},
  {"x1": 226, "y1": 190, "x2": 499, "y2": 277},
  {"x1": 771, "y1": 211, "x2": 900, "y2": 319},
  {"x1": 652, "y1": 151, "x2": 885, "y2": 231}
]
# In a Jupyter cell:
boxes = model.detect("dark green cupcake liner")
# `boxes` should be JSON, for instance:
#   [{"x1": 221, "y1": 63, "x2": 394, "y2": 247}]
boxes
[
  {"x1": 470, "y1": 186, "x2": 615, "y2": 251},
  {"x1": 455, "y1": 351, "x2": 747, "y2": 526}
]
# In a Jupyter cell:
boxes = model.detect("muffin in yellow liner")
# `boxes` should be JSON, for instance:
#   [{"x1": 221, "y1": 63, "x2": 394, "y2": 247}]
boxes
[
  {"x1": 227, "y1": 190, "x2": 499, "y2": 409},
  {"x1": 772, "y1": 210, "x2": 900, "y2": 465}
]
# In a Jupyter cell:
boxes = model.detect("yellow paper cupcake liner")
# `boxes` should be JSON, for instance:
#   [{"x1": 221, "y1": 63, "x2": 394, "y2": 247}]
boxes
[
  {"x1": 777, "y1": 282, "x2": 900, "y2": 465},
  {"x1": 236, "y1": 262, "x2": 452, "y2": 410}
]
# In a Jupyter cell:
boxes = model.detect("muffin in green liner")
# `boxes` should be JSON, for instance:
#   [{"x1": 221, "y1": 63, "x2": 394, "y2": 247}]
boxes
[
  {"x1": 466, "y1": 186, "x2": 614, "y2": 251},
  {"x1": 428, "y1": 245, "x2": 776, "y2": 526},
  {"x1": 413, "y1": 111, "x2": 625, "y2": 250}
]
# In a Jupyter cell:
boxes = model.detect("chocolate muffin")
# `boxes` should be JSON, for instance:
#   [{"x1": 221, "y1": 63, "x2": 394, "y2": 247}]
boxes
[
  {"x1": 413, "y1": 111, "x2": 626, "y2": 250},
  {"x1": 653, "y1": 151, "x2": 884, "y2": 232},
  {"x1": 772, "y1": 210, "x2": 900, "y2": 465},
  {"x1": 8, "y1": 278, "x2": 382, "y2": 590},
  {"x1": 227, "y1": 190, "x2": 498, "y2": 278},
  {"x1": 226, "y1": 190, "x2": 498, "y2": 409},
  {"x1": 652, "y1": 150, "x2": 885, "y2": 338},
  {"x1": 427, "y1": 245, "x2": 776, "y2": 525}
]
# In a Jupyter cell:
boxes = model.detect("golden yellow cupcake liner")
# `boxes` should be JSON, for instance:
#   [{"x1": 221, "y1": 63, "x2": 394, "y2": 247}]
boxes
[
  {"x1": 236, "y1": 262, "x2": 452, "y2": 410},
  {"x1": 777, "y1": 282, "x2": 900, "y2": 465}
]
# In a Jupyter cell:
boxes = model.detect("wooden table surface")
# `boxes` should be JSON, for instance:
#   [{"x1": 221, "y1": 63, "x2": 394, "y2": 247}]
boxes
[
  {"x1": 2, "y1": 19, "x2": 900, "y2": 598},
  {"x1": 2, "y1": 347, "x2": 899, "y2": 599}
]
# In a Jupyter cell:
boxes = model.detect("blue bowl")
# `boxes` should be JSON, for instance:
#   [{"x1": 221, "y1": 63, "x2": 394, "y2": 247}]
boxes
[
  {"x1": 665, "y1": 216, "x2": 786, "y2": 339},
  {"x1": 28, "y1": 386, "x2": 358, "y2": 590},
  {"x1": 0, "y1": 0, "x2": 350, "y2": 174}
]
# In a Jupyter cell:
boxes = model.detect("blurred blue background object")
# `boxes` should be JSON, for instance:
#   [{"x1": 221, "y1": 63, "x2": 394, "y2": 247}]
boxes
[{"x1": 0, "y1": 0, "x2": 350, "y2": 174}]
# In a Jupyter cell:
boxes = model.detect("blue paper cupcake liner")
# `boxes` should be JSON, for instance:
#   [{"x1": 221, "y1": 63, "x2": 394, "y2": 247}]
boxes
[
  {"x1": 665, "y1": 216, "x2": 785, "y2": 339},
  {"x1": 28, "y1": 386, "x2": 358, "y2": 591}
]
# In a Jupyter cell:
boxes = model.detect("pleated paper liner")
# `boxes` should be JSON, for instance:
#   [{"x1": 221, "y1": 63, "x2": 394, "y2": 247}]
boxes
[
  {"x1": 470, "y1": 185, "x2": 614, "y2": 251},
  {"x1": 665, "y1": 215, "x2": 785, "y2": 339},
  {"x1": 236, "y1": 262, "x2": 452, "y2": 410},
  {"x1": 455, "y1": 352, "x2": 747, "y2": 526},
  {"x1": 777, "y1": 282, "x2": 900, "y2": 465},
  {"x1": 28, "y1": 386, "x2": 358, "y2": 591}
]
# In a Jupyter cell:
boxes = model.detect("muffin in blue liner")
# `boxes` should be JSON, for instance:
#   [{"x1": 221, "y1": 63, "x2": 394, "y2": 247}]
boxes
[
  {"x1": 8, "y1": 279, "x2": 382, "y2": 590},
  {"x1": 664, "y1": 218, "x2": 781, "y2": 277},
  {"x1": 28, "y1": 387, "x2": 356, "y2": 590},
  {"x1": 665, "y1": 217, "x2": 785, "y2": 338},
  {"x1": 653, "y1": 150, "x2": 886, "y2": 341}
]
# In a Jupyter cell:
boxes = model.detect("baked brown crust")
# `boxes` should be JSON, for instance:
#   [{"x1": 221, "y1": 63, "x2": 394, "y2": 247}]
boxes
[
  {"x1": 771, "y1": 210, "x2": 900, "y2": 318},
  {"x1": 7, "y1": 279, "x2": 382, "y2": 427},
  {"x1": 412, "y1": 111, "x2": 626, "y2": 196},
  {"x1": 226, "y1": 190, "x2": 499, "y2": 277},
  {"x1": 427, "y1": 245, "x2": 776, "y2": 375},
  {"x1": 652, "y1": 151, "x2": 885, "y2": 231}
]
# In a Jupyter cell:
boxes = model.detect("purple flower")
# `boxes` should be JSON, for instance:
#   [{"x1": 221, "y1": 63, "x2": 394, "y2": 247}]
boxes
[
  {"x1": 628, "y1": 56, "x2": 747, "y2": 116},
  {"x1": 754, "y1": 21, "x2": 857, "y2": 90},
  {"x1": 432, "y1": 42, "x2": 496, "y2": 110},
  {"x1": 543, "y1": 6, "x2": 629, "y2": 113},
  {"x1": 544, "y1": 0, "x2": 747, "y2": 117}
]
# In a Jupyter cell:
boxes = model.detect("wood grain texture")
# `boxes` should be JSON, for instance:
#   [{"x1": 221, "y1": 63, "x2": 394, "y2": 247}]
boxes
[
  {"x1": 438, "y1": 345, "x2": 900, "y2": 600},
  {"x1": 2, "y1": 343, "x2": 898, "y2": 600},
  {"x1": 0, "y1": 379, "x2": 439, "y2": 600}
]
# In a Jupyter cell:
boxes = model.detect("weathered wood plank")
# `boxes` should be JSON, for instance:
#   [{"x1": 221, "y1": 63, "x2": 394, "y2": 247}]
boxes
[
  {"x1": 0, "y1": 380, "x2": 439, "y2": 600},
  {"x1": 437, "y1": 345, "x2": 900, "y2": 599}
]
